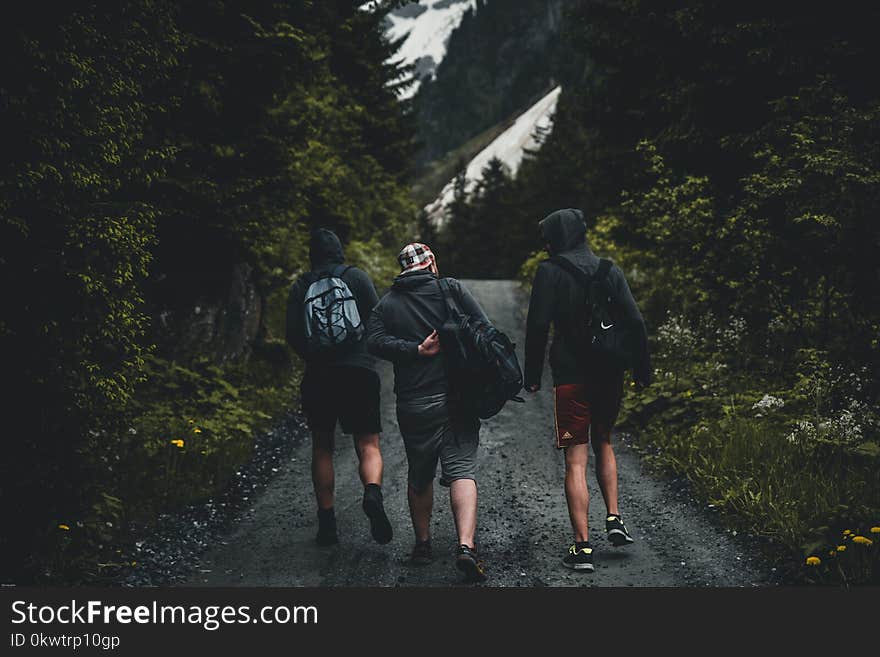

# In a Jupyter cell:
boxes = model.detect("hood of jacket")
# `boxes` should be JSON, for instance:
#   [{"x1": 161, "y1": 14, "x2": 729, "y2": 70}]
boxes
[
  {"x1": 309, "y1": 228, "x2": 344, "y2": 269},
  {"x1": 539, "y1": 208, "x2": 601, "y2": 274},
  {"x1": 539, "y1": 208, "x2": 588, "y2": 255},
  {"x1": 392, "y1": 268, "x2": 437, "y2": 292}
]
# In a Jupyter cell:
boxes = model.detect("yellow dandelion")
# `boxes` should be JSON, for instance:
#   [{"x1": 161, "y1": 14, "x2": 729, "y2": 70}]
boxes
[
  {"x1": 836, "y1": 544, "x2": 847, "y2": 552},
  {"x1": 58, "y1": 524, "x2": 70, "y2": 531},
  {"x1": 852, "y1": 536, "x2": 873, "y2": 546},
  {"x1": 843, "y1": 529, "x2": 852, "y2": 536},
  {"x1": 193, "y1": 427, "x2": 202, "y2": 434},
  {"x1": 805, "y1": 556, "x2": 820, "y2": 566},
  {"x1": 170, "y1": 439, "x2": 184, "y2": 448},
  {"x1": 870, "y1": 526, "x2": 880, "y2": 534},
  {"x1": 828, "y1": 550, "x2": 836, "y2": 557},
  {"x1": 188, "y1": 419, "x2": 194, "y2": 424}
]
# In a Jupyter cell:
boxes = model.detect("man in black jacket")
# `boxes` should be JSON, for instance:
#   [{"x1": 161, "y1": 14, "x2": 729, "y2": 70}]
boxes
[
  {"x1": 286, "y1": 228, "x2": 392, "y2": 547},
  {"x1": 366, "y1": 243, "x2": 489, "y2": 582},
  {"x1": 524, "y1": 209, "x2": 651, "y2": 573}
]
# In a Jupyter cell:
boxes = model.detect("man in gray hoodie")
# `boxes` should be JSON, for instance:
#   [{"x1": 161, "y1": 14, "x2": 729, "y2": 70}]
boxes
[
  {"x1": 287, "y1": 228, "x2": 392, "y2": 548},
  {"x1": 366, "y1": 243, "x2": 489, "y2": 582},
  {"x1": 524, "y1": 209, "x2": 651, "y2": 572}
]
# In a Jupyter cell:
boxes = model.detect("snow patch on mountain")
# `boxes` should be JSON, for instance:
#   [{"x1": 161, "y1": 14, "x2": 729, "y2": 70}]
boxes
[
  {"x1": 384, "y1": 0, "x2": 477, "y2": 99},
  {"x1": 425, "y1": 86, "x2": 562, "y2": 225}
]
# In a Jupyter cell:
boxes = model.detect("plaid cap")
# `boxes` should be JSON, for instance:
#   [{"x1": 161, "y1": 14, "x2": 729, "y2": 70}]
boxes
[{"x1": 397, "y1": 242, "x2": 435, "y2": 272}]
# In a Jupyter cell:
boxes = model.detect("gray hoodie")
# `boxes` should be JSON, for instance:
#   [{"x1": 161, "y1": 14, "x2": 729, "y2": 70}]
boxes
[
  {"x1": 366, "y1": 269, "x2": 488, "y2": 401},
  {"x1": 524, "y1": 208, "x2": 651, "y2": 387}
]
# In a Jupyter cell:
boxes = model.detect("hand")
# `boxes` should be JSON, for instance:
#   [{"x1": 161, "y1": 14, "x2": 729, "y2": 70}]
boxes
[
  {"x1": 418, "y1": 330, "x2": 441, "y2": 357},
  {"x1": 525, "y1": 383, "x2": 541, "y2": 393}
]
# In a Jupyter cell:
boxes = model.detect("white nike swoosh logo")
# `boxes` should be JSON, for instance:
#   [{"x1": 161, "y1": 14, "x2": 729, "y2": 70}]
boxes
[{"x1": 600, "y1": 322, "x2": 614, "y2": 330}]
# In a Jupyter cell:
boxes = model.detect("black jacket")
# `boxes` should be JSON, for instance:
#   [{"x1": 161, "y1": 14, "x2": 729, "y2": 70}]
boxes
[
  {"x1": 286, "y1": 229, "x2": 379, "y2": 373},
  {"x1": 524, "y1": 209, "x2": 651, "y2": 388},
  {"x1": 366, "y1": 269, "x2": 488, "y2": 401}
]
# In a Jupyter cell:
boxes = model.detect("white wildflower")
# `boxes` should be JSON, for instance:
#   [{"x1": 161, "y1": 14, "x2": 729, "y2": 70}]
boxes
[{"x1": 752, "y1": 394, "x2": 785, "y2": 417}]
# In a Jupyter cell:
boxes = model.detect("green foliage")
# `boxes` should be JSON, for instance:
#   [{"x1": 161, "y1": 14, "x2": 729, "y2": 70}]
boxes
[
  {"x1": 803, "y1": 525, "x2": 879, "y2": 587},
  {"x1": 46, "y1": 350, "x2": 298, "y2": 583},
  {"x1": 440, "y1": 157, "x2": 522, "y2": 278},
  {"x1": 619, "y1": 312, "x2": 879, "y2": 584},
  {"x1": 346, "y1": 238, "x2": 406, "y2": 292},
  {"x1": 518, "y1": 250, "x2": 546, "y2": 287},
  {"x1": 2, "y1": 0, "x2": 416, "y2": 582},
  {"x1": 507, "y1": 0, "x2": 880, "y2": 583}
]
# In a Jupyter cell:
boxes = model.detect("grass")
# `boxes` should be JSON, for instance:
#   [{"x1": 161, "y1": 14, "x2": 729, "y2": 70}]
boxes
[
  {"x1": 42, "y1": 343, "x2": 301, "y2": 583},
  {"x1": 621, "y1": 370, "x2": 880, "y2": 585}
]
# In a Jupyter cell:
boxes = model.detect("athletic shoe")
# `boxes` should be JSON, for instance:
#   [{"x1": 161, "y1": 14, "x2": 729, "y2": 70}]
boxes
[
  {"x1": 315, "y1": 508, "x2": 338, "y2": 546},
  {"x1": 362, "y1": 484, "x2": 393, "y2": 545},
  {"x1": 605, "y1": 514, "x2": 634, "y2": 546},
  {"x1": 455, "y1": 544, "x2": 487, "y2": 583},
  {"x1": 562, "y1": 542, "x2": 594, "y2": 571},
  {"x1": 410, "y1": 539, "x2": 433, "y2": 566}
]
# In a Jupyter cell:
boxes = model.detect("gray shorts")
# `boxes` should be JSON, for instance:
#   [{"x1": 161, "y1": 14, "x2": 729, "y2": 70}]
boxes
[{"x1": 396, "y1": 392, "x2": 480, "y2": 492}]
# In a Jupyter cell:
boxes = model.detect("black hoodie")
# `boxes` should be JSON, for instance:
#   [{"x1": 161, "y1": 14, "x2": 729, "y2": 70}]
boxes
[
  {"x1": 366, "y1": 269, "x2": 488, "y2": 401},
  {"x1": 285, "y1": 229, "x2": 379, "y2": 373},
  {"x1": 524, "y1": 208, "x2": 651, "y2": 387}
]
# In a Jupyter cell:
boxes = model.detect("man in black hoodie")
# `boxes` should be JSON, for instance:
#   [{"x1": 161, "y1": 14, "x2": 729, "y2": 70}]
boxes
[
  {"x1": 524, "y1": 209, "x2": 651, "y2": 573},
  {"x1": 286, "y1": 228, "x2": 393, "y2": 547},
  {"x1": 366, "y1": 243, "x2": 489, "y2": 582}
]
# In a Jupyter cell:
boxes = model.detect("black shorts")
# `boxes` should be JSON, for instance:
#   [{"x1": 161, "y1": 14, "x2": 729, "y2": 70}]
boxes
[{"x1": 300, "y1": 366, "x2": 382, "y2": 435}]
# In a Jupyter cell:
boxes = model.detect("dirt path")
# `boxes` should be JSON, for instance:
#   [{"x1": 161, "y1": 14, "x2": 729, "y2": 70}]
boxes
[{"x1": 188, "y1": 280, "x2": 768, "y2": 587}]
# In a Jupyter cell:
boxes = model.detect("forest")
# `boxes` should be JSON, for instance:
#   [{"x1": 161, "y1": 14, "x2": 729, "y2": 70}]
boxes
[
  {"x1": 436, "y1": 0, "x2": 880, "y2": 583},
  {"x1": 2, "y1": 0, "x2": 878, "y2": 585},
  {"x1": 0, "y1": 0, "x2": 415, "y2": 582}
]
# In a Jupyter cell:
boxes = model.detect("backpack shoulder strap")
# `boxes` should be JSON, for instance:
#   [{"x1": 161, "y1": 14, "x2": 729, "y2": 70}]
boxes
[
  {"x1": 437, "y1": 278, "x2": 462, "y2": 319},
  {"x1": 302, "y1": 270, "x2": 320, "y2": 290},
  {"x1": 549, "y1": 255, "x2": 591, "y2": 289},
  {"x1": 595, "y1": 259, "x2": 615, "y2": 299},
  {"x1": 331, "y1": 264, "x2": 351, "y2": 279}
]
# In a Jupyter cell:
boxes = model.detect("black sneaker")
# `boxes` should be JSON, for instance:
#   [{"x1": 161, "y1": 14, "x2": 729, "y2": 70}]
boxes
[
  {"x1": 315, "y1": 508, "x2": 338, "y2": 547},
  {"x1": 562, "y1": 542, "x2": 595, "y2": 571},
  {"x1": 410, "y1": 539, "x2": 433, "y2": 566},
  {"x1": 605, "y1": 514, "x2": 634, "y2": 546},
  {"x1": 455, "y1": 544, "x2": 487, "y2": 583},
  {"x1": 362, "y1": 484, "x2": 393, "y2": 545}
]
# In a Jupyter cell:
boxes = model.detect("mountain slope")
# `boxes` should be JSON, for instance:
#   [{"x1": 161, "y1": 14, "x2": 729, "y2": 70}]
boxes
[
  {"x1": 384, "y1": 0, "x2": 477, "y2": 100},
  {"x1": 411, "y1": 0, "x2": 577, "y2": 164},
  {"x1": 424, "y1": 85, "x2": 561, "y2": 224}
]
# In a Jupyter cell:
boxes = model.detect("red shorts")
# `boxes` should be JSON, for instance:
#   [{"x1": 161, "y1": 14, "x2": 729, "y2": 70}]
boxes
[{"x1": 554, "y1": 373, "x2": 624, "y2": 449}]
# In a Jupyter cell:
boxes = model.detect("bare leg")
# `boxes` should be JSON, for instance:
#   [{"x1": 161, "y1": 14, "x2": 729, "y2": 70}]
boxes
[
  {"x1": 353, "y1": 433, "x2": 382, "y2": 486},
  {"x1": 408, "y1": 482, "x2": 433, "y2": 542},
  {"x1": 450, "y1": 479, "x2": 477, "y2": 547},
  {"x1": 564, "y1": 444, "x2": 590, "y2": 542},
  {"x1": 592, "y1": 427, "x2": 619, "y2": 516},
  {"x1": 311, "y1": 430, "x2": 335, "y2": 510}
]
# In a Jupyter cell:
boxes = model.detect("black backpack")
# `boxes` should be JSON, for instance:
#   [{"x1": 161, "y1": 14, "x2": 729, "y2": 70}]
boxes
[
  {"x1": 550, "y1": 256, "x2": 634, "y2": 371},
  {"x1": 436, "y1": 279, "x2": 524, "y2": 420},
  {"x1": 302, "y1": 264, "x2": 364, "y2": 356}
]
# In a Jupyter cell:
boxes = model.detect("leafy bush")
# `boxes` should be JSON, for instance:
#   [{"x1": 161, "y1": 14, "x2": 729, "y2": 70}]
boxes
[
  {"x1": 2, "y1": 1, "x2": 416, "y2": 583},
  {"x1": 617, "y1": 312, "x2": 880, "y2": 584}
]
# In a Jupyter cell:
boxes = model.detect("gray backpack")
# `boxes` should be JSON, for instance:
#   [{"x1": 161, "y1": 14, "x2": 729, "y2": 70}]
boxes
[{"x1": 303, "y1": 265, "x2": 364, "y2": 355}]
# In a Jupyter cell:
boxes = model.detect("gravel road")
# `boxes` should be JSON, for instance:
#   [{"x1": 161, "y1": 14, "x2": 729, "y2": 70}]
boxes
[{"x1": 187, "y1": 280, "x2": 770, "y2": 587}]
